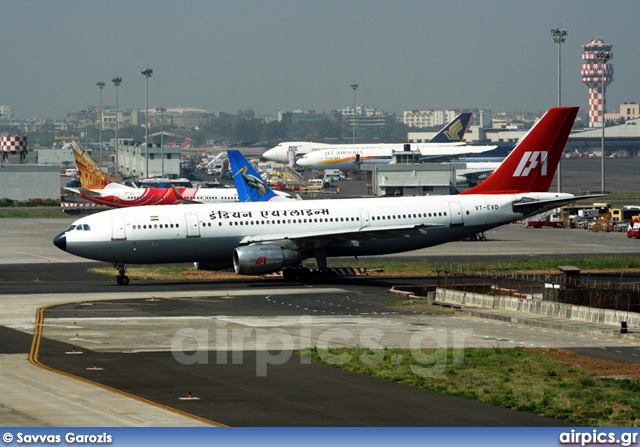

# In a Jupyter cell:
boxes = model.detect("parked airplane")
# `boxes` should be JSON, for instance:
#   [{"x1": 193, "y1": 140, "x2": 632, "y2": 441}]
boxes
[
  {"x1": 294, "y1": 142, "x2": 512, "y2": 171},
  {"x1": 54, "y1": 107, "x2": 591, "y2": 285},
  {"x1": 454, "y1": 161, "x2": 502, "y2": 186},
  {"x1": 262, "y1": 112, "x2": 474, "y2": 164},
  {"x1": 67, "y1": 145, "x2": 290, "y2": 207}
]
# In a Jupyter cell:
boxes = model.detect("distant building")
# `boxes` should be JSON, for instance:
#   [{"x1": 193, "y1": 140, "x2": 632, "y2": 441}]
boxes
[
  {"x1": 278, "y1": 109, "x2": 333, "y2": 124},
  {"x1": 0, "y1": 105, "x2": 13, "y2": 120},
  {"x1": 0, "y1": 165, "x2": 60, "y2": 200},
  {"x1": 117, "y1": 142, "x2": 181, "y2": 178},
  {"x1": 605, "y1": 103, "x2": 640, "y2": 122},
  {"x1": 403, "y1": 109, "x2": 492, "y2": 129}
]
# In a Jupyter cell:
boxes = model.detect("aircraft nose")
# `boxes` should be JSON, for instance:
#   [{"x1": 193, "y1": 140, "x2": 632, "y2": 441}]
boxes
[
  {"x1": 263, "y1": 148, "x2": 277, "y2": 161},
  {"x1": 53, "y1": 232, "x2": 67, "y2": 251}
]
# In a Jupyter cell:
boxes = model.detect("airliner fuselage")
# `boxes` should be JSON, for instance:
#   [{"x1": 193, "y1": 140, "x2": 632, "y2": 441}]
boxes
[{"x1": 55, "y1": 192, "x2": 570, "y2": 267}]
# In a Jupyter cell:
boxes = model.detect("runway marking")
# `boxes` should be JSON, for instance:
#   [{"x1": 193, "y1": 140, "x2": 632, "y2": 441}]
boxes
[
  {"x1": 29, "y1": 302, "x2": 226, "y2": 427},
  {"x1": 48, "y1": 308, "x2": 135, "y2": 312},
  {"x1": 0, "y1": 247, "x2": 73, "y2": 263}
]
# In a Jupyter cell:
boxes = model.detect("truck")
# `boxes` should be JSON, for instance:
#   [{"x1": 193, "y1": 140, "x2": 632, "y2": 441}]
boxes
[
  {"x1": 526, "y1": 220, "x2": 563, "y2": 228},
  {"x1": 628, "y1": 219, "x2": 640, "y2": 238},
  {"x1": 526, "y1": 211, "x2": 563, "y2": 228},
  {"x1": 323, "y1": 169, "x2": 345, "y2": 182}
]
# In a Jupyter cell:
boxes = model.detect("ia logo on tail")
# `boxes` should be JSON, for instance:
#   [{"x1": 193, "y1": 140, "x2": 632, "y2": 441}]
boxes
[{"x1": 513, "y1": 151, "x2": 548, "y2": 177}]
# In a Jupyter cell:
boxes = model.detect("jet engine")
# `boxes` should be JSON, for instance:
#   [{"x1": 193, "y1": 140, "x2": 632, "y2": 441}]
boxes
[{"x1": 233, "y1": 245, "x2": 302, "y2": 275}]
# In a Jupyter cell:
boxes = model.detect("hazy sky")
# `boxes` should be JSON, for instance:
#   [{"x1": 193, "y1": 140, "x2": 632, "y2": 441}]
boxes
[{"x1": 2, "y1": 0, "x2": 639, "y2": 120}]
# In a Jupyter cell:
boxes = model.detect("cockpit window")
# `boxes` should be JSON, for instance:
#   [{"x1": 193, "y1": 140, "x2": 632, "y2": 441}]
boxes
[
  {"x1": 67, "y1": 225, "x2": 77, "y2": 231},
  {"x1": 82, "y1": 224, "x2": 90, "y2": 231}
]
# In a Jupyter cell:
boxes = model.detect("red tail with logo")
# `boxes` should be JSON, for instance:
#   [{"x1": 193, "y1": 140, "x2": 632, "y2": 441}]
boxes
[{"x1": 460, "y1": 107, "x2": 578, "y2": 195}]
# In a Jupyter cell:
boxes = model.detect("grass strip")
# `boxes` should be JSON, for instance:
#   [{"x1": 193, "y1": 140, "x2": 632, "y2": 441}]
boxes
[
  {"x1": 300, "y1": 346, "x2": 640, "y2": 426},
  {"x1": 88, "y1": 256, "x2": 640, "y2": 280}
]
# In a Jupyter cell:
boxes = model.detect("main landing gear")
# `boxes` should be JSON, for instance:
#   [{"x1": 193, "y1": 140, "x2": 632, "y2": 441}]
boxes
[{"x1": 114, "y1": 263, "x2": 130, "y2": 285}]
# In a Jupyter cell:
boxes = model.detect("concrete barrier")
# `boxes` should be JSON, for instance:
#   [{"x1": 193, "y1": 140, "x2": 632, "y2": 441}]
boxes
[{"x1": 435, "y1": 288, "x2": 640, "y2": 328}]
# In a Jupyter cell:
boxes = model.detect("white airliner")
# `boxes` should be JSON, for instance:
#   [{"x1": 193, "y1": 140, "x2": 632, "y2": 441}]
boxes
[
  {"x1": 295, "y1": 145, "x2": 508, "y2": 171},
  {"x1": 262, "y1": 112, "x2": 475, "y2": 164},
  {"x1": 54, "y1": 107, "x2": 591, "y2": 285},
  {"x1": 454, "y1": 161, "x2": 501, "y2": 186}
]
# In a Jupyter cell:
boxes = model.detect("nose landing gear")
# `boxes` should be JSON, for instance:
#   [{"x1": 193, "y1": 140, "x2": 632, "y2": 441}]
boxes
[{"x1": 114, "y1": 263, "x2": 129, "y2": 285}]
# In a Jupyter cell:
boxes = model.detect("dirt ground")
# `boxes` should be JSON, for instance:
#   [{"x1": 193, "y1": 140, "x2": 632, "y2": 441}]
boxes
[{"x1": 526, "y1": 348, "x2": 640, "y2": 379}]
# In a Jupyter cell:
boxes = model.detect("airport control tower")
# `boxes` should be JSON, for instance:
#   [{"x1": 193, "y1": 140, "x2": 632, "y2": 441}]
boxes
[{"x1": 581, "y1": 38, "x2": 613, "y2": 128}]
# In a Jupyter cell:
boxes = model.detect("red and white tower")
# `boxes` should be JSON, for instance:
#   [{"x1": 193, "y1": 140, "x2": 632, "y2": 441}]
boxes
[{"x1": 581, "y1": 38, "x2": 613, "y2": 128}]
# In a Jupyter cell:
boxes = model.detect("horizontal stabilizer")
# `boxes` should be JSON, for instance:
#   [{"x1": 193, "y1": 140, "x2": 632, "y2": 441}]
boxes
[{"x1": 513, "y1": 194, "x2": 606, "y2": 217}]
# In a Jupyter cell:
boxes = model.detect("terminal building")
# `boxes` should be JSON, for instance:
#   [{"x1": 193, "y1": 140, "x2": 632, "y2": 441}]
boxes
[
  {"x1": 116, "y1": 142, "x2": 181, "y2": 178},
  {"x1": 362, "y1": 147, "x2": 459, "y2": 197}
]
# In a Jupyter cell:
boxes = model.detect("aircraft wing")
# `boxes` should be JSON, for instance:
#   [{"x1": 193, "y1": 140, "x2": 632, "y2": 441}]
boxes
[
  {"x1": 171, "y1": 186, "x2": 201, "y2": 204},
  {"x1": 78, "y1": 187, "x2": 104, "y2": 198},
  {"x1": 513, "y1": 194, "x2": 606, "y2": 216},
  {"x1": 419, "y1": 153, "x2": 474, "y2": 163},
  {"x1": 460, "y1": 169, "x2": 494, "y2": 182},
  {"x1": 239, "y1": 222, "x2": 446, "y2": 245}
]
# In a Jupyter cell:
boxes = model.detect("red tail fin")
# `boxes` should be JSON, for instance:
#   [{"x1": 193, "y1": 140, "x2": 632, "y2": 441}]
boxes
[{"x1": 460, "y1": 107, "x2": 578, "y2": 195}]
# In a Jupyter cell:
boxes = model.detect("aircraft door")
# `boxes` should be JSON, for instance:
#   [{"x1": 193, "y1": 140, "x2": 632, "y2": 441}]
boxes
[
  {"x1": 185, "y1": 214, "x2": 201, "y2": 238},
  {"x1": 112, "y1": 216, "x2": 126, "y2": 240},
  {"x1": 359, "y1": 210, "x2": 370, "y2": 229},
  {"x1": 448, "y1": 202, "x2": 463, "y2": 227}
]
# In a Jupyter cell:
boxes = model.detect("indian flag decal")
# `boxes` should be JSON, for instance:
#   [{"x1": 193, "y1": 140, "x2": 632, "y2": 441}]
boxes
[{"x1": 150, "y1": 216, "x2": 159, "y2": 221}]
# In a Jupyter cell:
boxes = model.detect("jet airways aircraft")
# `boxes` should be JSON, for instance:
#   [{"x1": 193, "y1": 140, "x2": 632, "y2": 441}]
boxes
[
  {"x1": 54, "y1": 107, "x2": 591, "y2": 285},
  {"x1": 295, "y1": 143, "x2": 511, "y2": 171},
  {"x1": 454, "y1": 161, "x2": 501, "y2": 186},
  {"x1": 262, "y1": 112, "x2": 474, "y2": 164}
]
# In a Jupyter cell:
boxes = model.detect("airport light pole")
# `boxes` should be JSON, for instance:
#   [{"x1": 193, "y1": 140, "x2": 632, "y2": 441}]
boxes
[
  {"x1": 350, "y1": 83, "x2": 358, "y2": 144},
  {"x1": 112, "y1": 77, "x2": 122, "y2": 174},
  {"x1": 141, "y1": 68, "x2": 153, "y2": 177},
  {"x1": 551, "y1": 28, "x2": 567, "y2": 192},
  {"x1": 598, "y1": 51, "x2": 611, "y2": 193},
  {"x1": 156, "y1": 107, "x2": 166, "y2": 176},
  {"x1": 82, "y1": 109, "x2": 89, "y2": 149},
  {"x1": 96, "y1": 81, "x2": 105, "y2": 164}
]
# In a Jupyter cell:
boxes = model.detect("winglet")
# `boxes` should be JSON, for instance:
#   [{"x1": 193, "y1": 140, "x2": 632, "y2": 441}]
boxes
[
  {"x1": 460, "y1": 107, "x2": 578, "y2": 195},
  {"x1": 71, "y1": 144, "x2": 112, "y2": 190},
  {"x1": 429, "y1": 112, "x2": 473, "y2": 143},
  {"x1": 227, "y1": 149, "x2": 279, "y2": 202}
]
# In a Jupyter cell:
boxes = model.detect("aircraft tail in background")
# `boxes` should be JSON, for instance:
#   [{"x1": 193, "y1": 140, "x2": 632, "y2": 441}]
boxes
[
  {"x1": 428, "y1": 112, "x2": 473, "y2": 143},
  {"x1": 460, "y1": 107, "x2": 578, "y2": 195},
  {"x1": 228, "y1": 150, "x2": 281, "y2": 202},
  {"x1": 71, "y1": 144, "x2": 112, "y2": 190}
]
